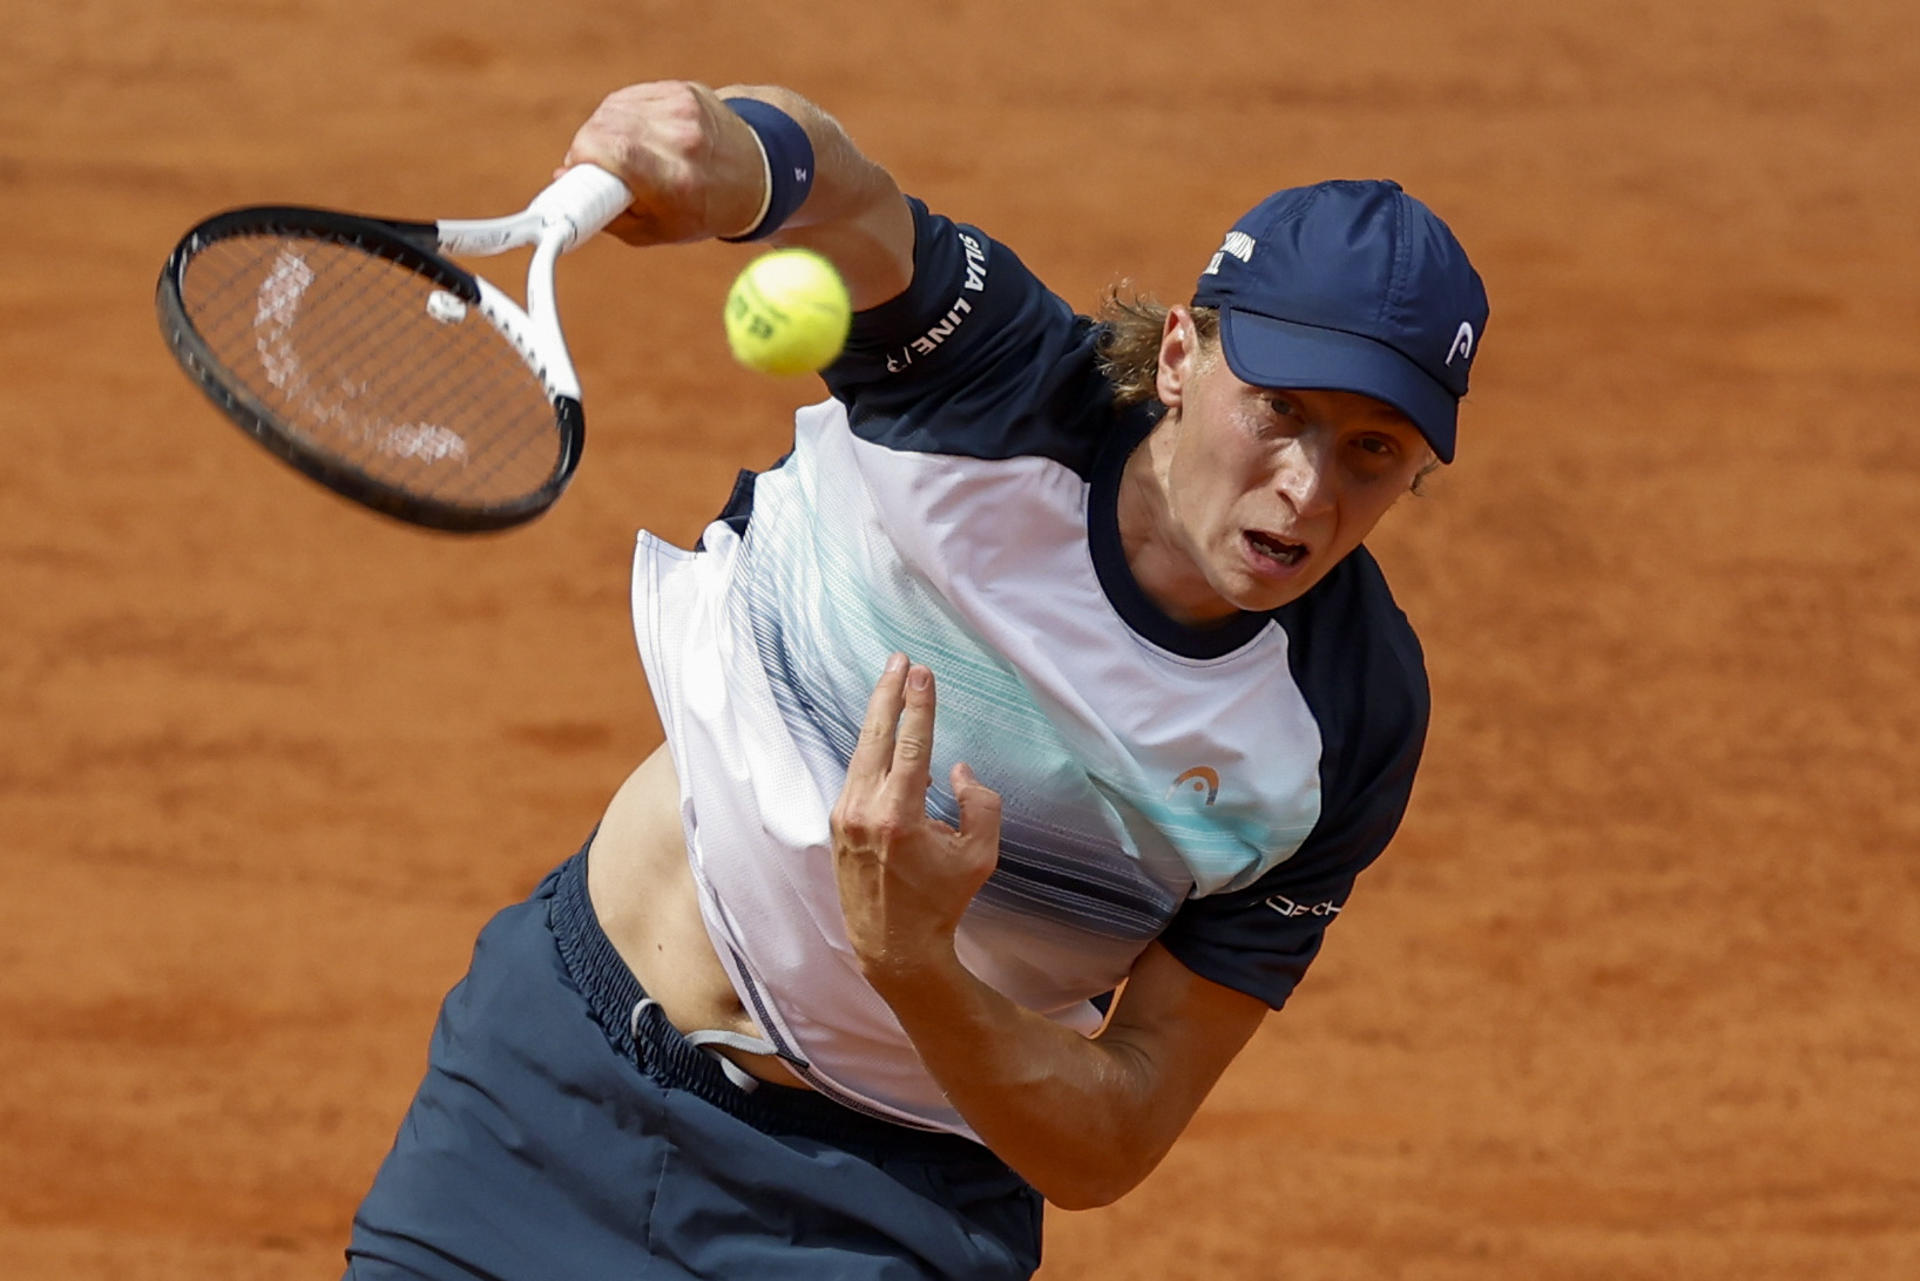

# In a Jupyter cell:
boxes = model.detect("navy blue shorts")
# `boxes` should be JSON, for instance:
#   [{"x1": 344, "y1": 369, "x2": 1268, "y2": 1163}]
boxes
[{"x1": 344, "y1": 845, "x2": 1043, "y2": 1280}]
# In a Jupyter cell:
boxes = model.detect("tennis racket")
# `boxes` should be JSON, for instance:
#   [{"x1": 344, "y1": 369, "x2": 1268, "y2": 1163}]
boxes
[{"x1": 156, "y1": 164, "x2": 632, "y2": 532}]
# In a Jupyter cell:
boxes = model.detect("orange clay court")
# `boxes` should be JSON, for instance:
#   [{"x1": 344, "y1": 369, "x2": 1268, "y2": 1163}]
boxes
[{"x1": 2, "y1": 2, "x2": 1915, "y2": 1277}]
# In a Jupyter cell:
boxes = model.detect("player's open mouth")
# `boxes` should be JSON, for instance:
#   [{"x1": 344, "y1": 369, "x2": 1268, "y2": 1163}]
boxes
[{"x1": 1245, "y1": 529, "x2": 1307, "y2": 569}]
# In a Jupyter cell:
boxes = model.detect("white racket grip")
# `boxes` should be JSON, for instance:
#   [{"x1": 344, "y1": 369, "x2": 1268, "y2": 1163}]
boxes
[{"x1": 529, "y1": 164, "x2": 633, "y2": 252}]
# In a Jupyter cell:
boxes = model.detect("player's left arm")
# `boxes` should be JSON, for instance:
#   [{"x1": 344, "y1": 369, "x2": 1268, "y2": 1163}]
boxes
[
  {"x1": 894, "y1": 938, "x2": 1267, "y2": 1210},
  {"x1": 832, "y1": 657, "x2": 1269, "y2": 1209}
]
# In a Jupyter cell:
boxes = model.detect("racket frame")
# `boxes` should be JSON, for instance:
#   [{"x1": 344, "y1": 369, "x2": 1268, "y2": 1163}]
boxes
[{"x1": 156, "y1": 165, "x2": 630, "y2": 532}]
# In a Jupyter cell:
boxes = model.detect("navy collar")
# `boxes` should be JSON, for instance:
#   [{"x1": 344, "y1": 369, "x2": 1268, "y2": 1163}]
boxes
[{"x1": 1087, "y1": 405, "x2": 1276, "y2": 659}]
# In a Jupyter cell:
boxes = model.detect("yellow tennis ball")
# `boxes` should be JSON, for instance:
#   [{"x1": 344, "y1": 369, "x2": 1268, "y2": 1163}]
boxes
[{"x1": 723, "y1": 248, "x2": 852, "y2": 377}]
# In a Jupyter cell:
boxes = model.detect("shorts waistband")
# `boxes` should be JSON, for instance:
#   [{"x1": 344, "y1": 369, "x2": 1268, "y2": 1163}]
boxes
[{"x1": 546, "y1": 843, "x2": 1008, "y2": 1168}]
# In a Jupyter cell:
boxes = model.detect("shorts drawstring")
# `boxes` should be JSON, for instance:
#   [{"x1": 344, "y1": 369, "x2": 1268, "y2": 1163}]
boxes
[{"x1": 631, "y1": 997, "x2": 778, "y2": 1094}]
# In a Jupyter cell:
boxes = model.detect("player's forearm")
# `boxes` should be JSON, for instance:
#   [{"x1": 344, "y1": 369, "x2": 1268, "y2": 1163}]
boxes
[
  {"x1": 715, "y1": 84, "x2": 914, "y2": 308},
  {"x1": 711, "y1": 86, "x2": 892, "y2": 232},
  {"x1": 866, "y1": 950, "x2": 1178, "y2": 1210}
]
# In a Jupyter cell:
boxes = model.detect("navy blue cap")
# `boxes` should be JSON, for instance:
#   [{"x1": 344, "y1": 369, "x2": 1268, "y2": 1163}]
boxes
[{"x1": 1191, "y1": 179, "x2": 1488, "y2": 463}]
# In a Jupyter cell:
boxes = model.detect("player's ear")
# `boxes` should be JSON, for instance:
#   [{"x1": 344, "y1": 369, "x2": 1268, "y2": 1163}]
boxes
[{"x1": 1155, "y1": 305, "x2": 1200, "y2": 411}]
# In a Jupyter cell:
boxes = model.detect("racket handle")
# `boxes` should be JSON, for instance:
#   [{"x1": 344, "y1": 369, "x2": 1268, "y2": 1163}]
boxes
[{"x1": 531, "y1": 164, "x2": 633, "y2": 251}]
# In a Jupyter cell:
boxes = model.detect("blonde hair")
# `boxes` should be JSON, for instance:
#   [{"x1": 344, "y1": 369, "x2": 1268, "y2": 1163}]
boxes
[
  {"x1": 1094, "y1": 291, "x2": 1216, "y2": 407},
  {"x1": 1093, "y1": 290, "x2": 1441, "y2": 493}
]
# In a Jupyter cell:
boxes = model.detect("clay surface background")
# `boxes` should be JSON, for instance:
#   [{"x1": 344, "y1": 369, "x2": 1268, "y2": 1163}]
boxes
[{"x1": 4, "y1": 1, "x2": 1915, "y2": 1276}]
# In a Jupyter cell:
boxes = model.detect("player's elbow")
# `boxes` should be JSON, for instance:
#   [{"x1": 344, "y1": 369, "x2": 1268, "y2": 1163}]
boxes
[
  {"x1": 1038, "y1": 1170, "x2": 1144, "y2": 1211},
  {"x1": 1032, "y1": 1144, "x2": 1165, "y2": 1210},
  {"x1": 1042, "y1": 1181, "x2": 1126, "y2": 1212},
  {"x1": 1028, "y1": 1043, "x2": 1195, "y2": 1208}
]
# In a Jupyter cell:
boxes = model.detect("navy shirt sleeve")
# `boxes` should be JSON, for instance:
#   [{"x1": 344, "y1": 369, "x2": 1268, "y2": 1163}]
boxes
[
  {"x1": 822, "y1": 196, "x2": 1114, "y2": 475},
  {"x1": 1156, "y1": 548, "x2": 1431, "y2": 1009}
]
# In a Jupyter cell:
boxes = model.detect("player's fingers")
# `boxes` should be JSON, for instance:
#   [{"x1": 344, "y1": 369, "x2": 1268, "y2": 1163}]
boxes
[
  {"x1": 560, "y1": 81, "x2": 760, "y2": 246},
  {"x1": 560, "y1": 102, "x2": 637, "y2": 182},
  {"x1": 846, "y1": 653, "x2": 909, "y2": 788},
  {"x1": 952, "y1": 762, "x2": 1004, "y2": 866},
  {"x1": 883, "y1": 663, "x2": 937, "y2": 809},
  {"x1": 560, "y1": 85, "x2": 696, "y2": 238},
  {"x1": 542, "y1": 166, "x2": 651, "y2": 245},
  {"x1": 601, "y1": 207, "x2": 668, "y2": 247}
]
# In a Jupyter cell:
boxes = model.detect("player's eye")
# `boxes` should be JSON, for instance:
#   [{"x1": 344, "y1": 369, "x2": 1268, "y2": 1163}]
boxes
[{"x1": 1351, "y1": 433, "x2": 1404, "y2": 467}]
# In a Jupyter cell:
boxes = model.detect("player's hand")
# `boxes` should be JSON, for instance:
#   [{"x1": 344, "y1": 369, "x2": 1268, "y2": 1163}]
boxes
[
  {"x1": 830, "y1": 654, "x2": 1001, "y2": 984},
  {"x1": 560, "y1": 80, "x2": 765, "y2": 246}
]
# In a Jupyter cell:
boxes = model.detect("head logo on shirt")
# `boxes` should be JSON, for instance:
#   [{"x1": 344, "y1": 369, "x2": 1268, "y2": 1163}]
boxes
[
  {"x1": 1265, "y1": 894, "x2": 1342, "y2": 919},
  {"x1": 1168, "y1": 766, "x2": 1221, "y2": 806}
]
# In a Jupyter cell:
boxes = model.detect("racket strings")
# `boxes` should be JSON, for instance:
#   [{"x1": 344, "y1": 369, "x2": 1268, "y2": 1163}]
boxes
[
  {"x1": 267, "y1": 242, "x2": 550, "y2": 490},
  {"x1": 177, "y1": 232, "x2": 562, "y2": 508}
]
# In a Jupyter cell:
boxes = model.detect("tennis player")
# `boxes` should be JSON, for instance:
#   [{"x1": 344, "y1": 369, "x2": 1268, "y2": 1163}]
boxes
[{"x1": 345, "y1": 79, "x2": 1489, "y2": 1280}]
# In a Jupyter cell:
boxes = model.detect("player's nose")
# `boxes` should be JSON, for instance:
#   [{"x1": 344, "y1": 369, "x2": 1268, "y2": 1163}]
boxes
[{"x1": 1271, "y1": 431, "x2": 1338, "y2": 518}]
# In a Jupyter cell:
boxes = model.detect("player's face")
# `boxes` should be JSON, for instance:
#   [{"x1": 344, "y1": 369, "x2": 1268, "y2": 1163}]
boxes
[{"x1": 1134, "y1": 310, "x2": 1434, "y2": 623}]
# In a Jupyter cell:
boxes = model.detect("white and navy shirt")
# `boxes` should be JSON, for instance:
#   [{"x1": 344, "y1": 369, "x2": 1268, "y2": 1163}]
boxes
[{"x1": 630, "y1": 198, "x2": 1429, "y2": 1137}]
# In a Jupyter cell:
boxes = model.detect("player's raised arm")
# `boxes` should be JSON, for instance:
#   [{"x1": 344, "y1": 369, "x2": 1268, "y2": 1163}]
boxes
[{"x1": 562, "y1": 80, "x2": 914, "y2": 309}]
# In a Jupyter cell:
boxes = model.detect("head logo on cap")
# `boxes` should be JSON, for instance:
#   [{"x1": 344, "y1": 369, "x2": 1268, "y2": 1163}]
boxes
[
  {"x1": 1445, "y1": 321, "x2": 1475, "y2": 367},
  {"x1": 1191, "y1": 179, "x2": 1489, "y2": 463}
]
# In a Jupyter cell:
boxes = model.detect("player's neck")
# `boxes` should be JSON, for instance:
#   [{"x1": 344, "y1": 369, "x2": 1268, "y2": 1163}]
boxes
[{"x1": 1114, "y1": 423, "x2": 1242, "y2": 629}]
